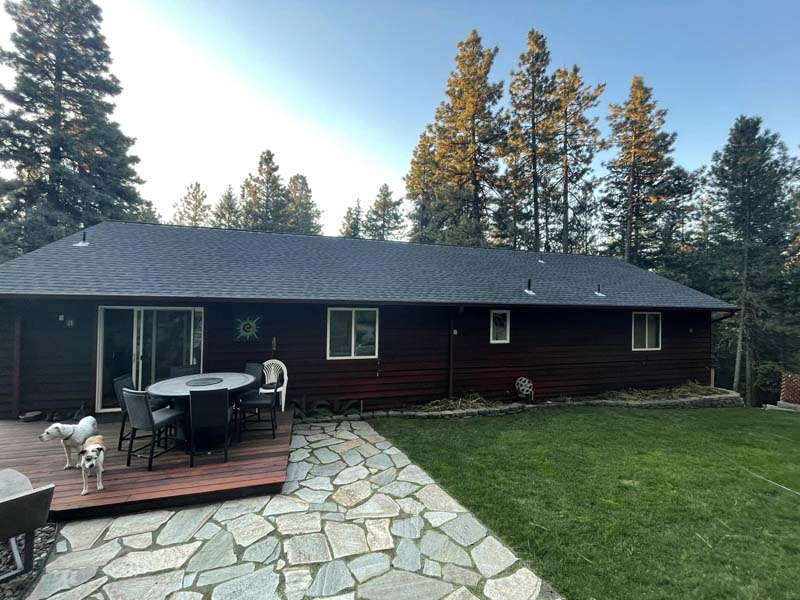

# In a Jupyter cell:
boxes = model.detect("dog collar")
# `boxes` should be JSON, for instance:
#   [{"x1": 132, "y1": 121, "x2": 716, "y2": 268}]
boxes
[{"x1": 63, "y1": 430, "x2": 74, "y2": 441}]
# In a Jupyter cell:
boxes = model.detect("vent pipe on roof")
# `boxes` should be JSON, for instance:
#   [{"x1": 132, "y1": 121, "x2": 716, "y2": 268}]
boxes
[
  {"x1": 72, "y1": 231, "x2": 90, "y2": 247},
  {"x1": 538, "y1": 253, "x2": 545, "y2": 264},
  {"x1": 524, "y1": 278, "x2": 536, "y2": 296},
  {"x1": 594, "y1": 284, "x2": 606, "y2": 297}
]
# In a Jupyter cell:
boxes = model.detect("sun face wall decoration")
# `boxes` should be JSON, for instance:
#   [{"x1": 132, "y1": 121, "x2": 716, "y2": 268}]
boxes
[{"x1": 234, "y1": 315, "x2": 262, "y2": 342}]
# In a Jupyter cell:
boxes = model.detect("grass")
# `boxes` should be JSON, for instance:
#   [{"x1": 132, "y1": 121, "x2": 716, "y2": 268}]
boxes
[{"x1": 372, "y1": 408, "x2": 800, "y2": 600}]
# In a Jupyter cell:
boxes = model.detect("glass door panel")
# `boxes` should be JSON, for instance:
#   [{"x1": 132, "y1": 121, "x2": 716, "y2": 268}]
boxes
[
  {"x1": 98, "y1": 308, "x2": 135, "y2": 410},
  {"x1": 97, "y1": 306, "x2": 204, "y2": 411}
]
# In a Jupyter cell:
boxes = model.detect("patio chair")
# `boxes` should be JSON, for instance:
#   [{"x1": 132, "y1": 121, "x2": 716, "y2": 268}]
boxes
[
  {"x1": 123, "y1": 389, "x2": 185, "y2": 471},
  {"x1": 239, "y1": 379, "x2": 278, "y2": 439},
  {"x1": 113, "y1": 374, "x2": 170, "y2": 452},
  {"x1": 0, "y1": 470, "x2": 54, "y2": 582},
  {"x1": 262, "y1": 359, "x2": 288, "y2": 410},
  {"x1": 169, "y1": 364, "x2": 201, "y2": 378},
  {"x1": 188, "y1": 389, "x2": 232, "y2": 467}
]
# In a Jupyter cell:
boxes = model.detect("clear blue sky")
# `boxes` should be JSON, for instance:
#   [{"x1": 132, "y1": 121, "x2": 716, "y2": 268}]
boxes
[
  {"x1": 164, "y1": 0, "x2": 799, "y2": 168},
  {"x1": 7, "y1": 0, "x2": 795, "y2": 230}
]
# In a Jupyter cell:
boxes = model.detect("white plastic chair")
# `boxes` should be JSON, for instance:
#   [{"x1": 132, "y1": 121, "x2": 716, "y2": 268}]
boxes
[{"x1": 262, "y1": 359, "x2": 288, "y2": 411}]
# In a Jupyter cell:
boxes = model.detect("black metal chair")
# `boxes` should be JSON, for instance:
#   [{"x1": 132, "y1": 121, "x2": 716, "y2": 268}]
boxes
[
  {"x1": 188, "y1": 389, "x2": 232, "y2": 467},
  {"x1": 113, "y1": 374, "x2": 170, "y2": 452},
  {"x1": 170, "y1": 364, "x2": 201, "y2": 378},
  {"x1": 239, "y1": 379, "x2": 278, "y2": 439},
  {"x1": 123, "y1": 389, "x2": 185, "y2": 471}
]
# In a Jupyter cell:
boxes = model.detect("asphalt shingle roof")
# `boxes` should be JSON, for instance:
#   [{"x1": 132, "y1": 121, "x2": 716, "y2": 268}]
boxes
[{"x1": 0, "y1": 221, "x2": 734, "y2": 310}]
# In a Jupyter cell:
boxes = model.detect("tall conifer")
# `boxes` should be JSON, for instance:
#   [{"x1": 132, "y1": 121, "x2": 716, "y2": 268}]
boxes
[
  {"x1": 211, "y1": 185, "x2": 241, "y2": 229},
  {"x1": 364, "y1": 184, "x2": 404, "y2": 241},
  {"x1": 173, "y1": 182, "x2": 210, "y2": 227},
  {"x1": 0, "y1": 0, "x2": 145, "y2": 260},
  {"x1": 287, "y1": 174, "x2": 322, "y2": 234}
]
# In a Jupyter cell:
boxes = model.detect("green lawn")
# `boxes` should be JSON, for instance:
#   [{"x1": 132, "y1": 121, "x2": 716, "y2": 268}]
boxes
[{"x1": 372, "y1": 408, "x2": 800, "y2": 600}]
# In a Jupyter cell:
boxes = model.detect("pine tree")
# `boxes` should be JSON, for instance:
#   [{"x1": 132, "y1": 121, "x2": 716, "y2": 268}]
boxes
[
  {"x1": 241, "y1": 149, "x2": 291, "y2": 232},
  {"x1": 0, "y1": 0, "x2": 145, "y2": 260},
  {"x1": 286, "y1": 174, "x2": 322, "y2": 235},
  {"x1": 708, "y1": 116, "x2": 796, "y2": 402},
  {"x1": 173, "y1": 182, "x2": 210, "y2": 227},
  {"x1": 211, "y1": 185, "x2": 241, "y2": 229},
  {"x1": 601, "y1": 76, "x2": 676, "y2": 265},
  {"x1": 339, "y1": 200, "x2": 363, "y2": 238},
  {"x1": 493, "y1": 136, "x2": 531, "y2": 249},
  {"x1": 505, "y1": 28, "x2": 557, "y2": 251},
  {"x1": 551, "y1": 65, "x2": 605, "y2": 252},
  {"x1": 432, "y1": 29, "x2": 505, "y2": 246},
  {"x1": 405, "y1": 128, "x2": 440, "y2": 244},
  {"x1": 363, "y1": 184, "x2": 404, "y2": 241}
]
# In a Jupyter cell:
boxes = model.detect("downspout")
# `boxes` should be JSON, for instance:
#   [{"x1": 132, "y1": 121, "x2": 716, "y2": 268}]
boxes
[{"x1": 448, "y1": 312, "x2": 456, "y2": 399}]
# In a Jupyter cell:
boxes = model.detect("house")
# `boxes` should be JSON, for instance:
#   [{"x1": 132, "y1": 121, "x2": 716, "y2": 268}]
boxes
[{"x1": 0, "y1": 221, "x2": 735, "y2": 418}]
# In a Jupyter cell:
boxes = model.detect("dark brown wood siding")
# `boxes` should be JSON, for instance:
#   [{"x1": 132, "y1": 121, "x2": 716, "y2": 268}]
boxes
[
  {"x1": 453, "y1": 307, "x2": 712, "y2": 400},
  {"x1": 0, "y1": 308, "x2": 15, "y2": 418},
  {"x1": 202, "y1": 303, "x2": 451, "y2": 411},
  {"x1": 0, "y1": 299, "x2": 712, "y2": 416}
]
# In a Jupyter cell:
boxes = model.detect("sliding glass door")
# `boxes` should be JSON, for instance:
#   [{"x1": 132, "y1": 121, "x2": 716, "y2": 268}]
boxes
[{"x1": 96, "y1": 307, "x2": 204, "y2": 412}]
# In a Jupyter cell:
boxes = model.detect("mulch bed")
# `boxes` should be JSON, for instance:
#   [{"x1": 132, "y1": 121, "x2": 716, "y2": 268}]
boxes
[{"x1": 0, "y1": 524, "x2": 56, "y2": 600}]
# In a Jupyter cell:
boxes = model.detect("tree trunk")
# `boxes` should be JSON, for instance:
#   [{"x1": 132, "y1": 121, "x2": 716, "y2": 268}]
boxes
[
  {"x1": 561, "y1": 105, "x2": 569, "y2": 252},
  {"x1": 531, "y1": 91, "x2": 540, "y2": 252},
  {"x1": 745, "y1": 344, "x2": 754, "y2": 406},
  {"x1": 624, "y1": 133, "x2": 637, "y2": 263},
  {"x1": 733, "y1": 201, "x2": 751, "y2": 394}
]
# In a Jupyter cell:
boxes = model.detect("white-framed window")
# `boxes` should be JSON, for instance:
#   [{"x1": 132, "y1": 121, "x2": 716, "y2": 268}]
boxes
[
  {"x1": 490, "y1": 309, "x2": 510, "y2": 344},
  {"x1": 632, "y1": 311, "x2": 661, "y2": 351},
  {"x1": 327, "y1": 308, "x2": 379, "y2": 359}
]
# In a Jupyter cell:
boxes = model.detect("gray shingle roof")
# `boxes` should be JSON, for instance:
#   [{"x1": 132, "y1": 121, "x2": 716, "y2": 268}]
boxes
[{"x1": 0, "y1": 221, "x2": 734, "y2": 310}]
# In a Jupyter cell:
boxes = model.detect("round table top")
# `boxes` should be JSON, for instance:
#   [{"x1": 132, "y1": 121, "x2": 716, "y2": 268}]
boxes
[
  {"x1": 0, "y1": 468, "x2": 32, "y2": 500},
  {"x1": 147, "y1": 372, "x2": 256, "y2": 398}
]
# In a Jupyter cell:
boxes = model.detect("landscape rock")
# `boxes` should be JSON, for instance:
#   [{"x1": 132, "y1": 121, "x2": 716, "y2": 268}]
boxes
[
  {"x1": 102, "y1": 541, "x2": 200, "y2": 579},
  {"x1": 347, "y1": 552, "x2": 390, "y2": 583},
  {"x1": 210, "y1": 566, "x2": 280, "y2": 600},
  {"x1": 59, "y1": 518, "x2": 112, "y2": 551},
  {"x1": 471, "y1": 536, "x2": 517, "y2": 578},
  {"x1": 305, "y1": 560, "x2": 354, "y2": 596},
  {"x1": 283, "y1": 533, "x2": 332, "y2": 565},
  {"x1": 102, "y1": 570, "x2": 183, "y2": 600},
  {"x1": 105, "y1": 511, "x2": 173, "y2": 540},
  {"x1": 157, "y1": 504, "x2": 217, "y2": 545},
  {"x1": 325, "y1": 521, "x2": 369, "y2": 558},
  {"x1": 358, "y1": 570, "x2": 454, "y2": 600},
  {"x1": 186, "y1": 531, "x2": 236, "y2": 573},
  {"x1": 483, "y1": 568, "x2": 542, "y2": 600}
]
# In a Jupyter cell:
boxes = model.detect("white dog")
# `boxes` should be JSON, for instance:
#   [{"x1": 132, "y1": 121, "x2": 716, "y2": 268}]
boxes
[
  {"x1": 79, "y1": 435, "x2": 106, "y2": 495},
  {"x1": 38, "y1": 416, "x2": 98, "y2": 469}
]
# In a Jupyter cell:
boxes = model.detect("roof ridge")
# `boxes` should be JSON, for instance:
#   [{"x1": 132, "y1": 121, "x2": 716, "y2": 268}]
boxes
[{"x1": 100, "y1": 219, "x2": 621, "y2": 261}]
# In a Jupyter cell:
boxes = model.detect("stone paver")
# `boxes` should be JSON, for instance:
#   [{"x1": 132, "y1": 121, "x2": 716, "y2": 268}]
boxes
[{"x1": 43, "y1": 420, "x2": 554, "y2": 600}]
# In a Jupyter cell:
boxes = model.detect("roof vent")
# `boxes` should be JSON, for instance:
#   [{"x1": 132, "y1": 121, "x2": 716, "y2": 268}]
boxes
[
  {"x1": 594, "y1": 284, "x2": 606, "y2": 298},
  {"x1": 538, "y1": 253, "x2": 546, "y2": 264},
  {"x1": 72, "y1": 231, "x2": 90, "y2": 247},
  {"x1": 524, "y1": 278, "x2": 536, "y2": 296}
]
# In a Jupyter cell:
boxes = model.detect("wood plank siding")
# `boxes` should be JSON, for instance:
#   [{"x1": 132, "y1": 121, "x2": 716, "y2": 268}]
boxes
[{"x1": 0, "y1": 299, "x2": 712, "y2": 417}]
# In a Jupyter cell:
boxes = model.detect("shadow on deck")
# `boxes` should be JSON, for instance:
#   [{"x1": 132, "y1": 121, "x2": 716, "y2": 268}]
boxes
[{"x1": 0, "y1": 410, "x2": 293, "y2": 520}]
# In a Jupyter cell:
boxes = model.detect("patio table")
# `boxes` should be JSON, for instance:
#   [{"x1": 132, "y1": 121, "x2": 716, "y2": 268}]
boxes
[
  {"x1": 146, "y1": 372, "x2": 255, "y2": 398},
  {"x1": 147, "y1": 372, "x2": 256, "y2": 445}
]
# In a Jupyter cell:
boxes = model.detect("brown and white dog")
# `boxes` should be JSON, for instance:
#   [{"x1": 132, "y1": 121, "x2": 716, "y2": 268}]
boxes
[
  {"x1": 78, "y1": 435, "x2": 106, "y2": 495},
  {"x1": 38, "y1": 416, "x2": 98, "y2": 469}
]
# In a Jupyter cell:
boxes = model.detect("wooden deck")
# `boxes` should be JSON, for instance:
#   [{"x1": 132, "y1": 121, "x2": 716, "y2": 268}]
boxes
[{"x1": 0, "y1": 410, "x2": 293, "y2": 520}]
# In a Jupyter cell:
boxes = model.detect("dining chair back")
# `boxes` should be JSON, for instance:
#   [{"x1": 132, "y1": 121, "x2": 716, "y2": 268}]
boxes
[
  {"x1": 0, "y1": 481, "x2": 54, "y2": 582},
  {"x1": 123, "y1": 389, "x2": 155, "y2": 431},
  {"x1": 244, "y1": 362, "x2": 263, "y2": 388},
  {"x1": 113, "y1": 374, "x2": 134, "y2": 412},
  {"x1": 188, "y1": 389, "x2": 231, "y2": 466},
  {"x1": 170, "y1": 364, "x2": 201, "y2": 378},
  {"x1": 122, "y1": 388, "x2": 184, "y2": 471},
  {"x1": 262, "y1": 359, "x2": 288, "y2": 410}
]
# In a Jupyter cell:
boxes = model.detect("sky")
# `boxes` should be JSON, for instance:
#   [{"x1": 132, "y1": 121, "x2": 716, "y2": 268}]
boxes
[{"x1": 1, "y1": 0, "x2": 798, "y2": 234}]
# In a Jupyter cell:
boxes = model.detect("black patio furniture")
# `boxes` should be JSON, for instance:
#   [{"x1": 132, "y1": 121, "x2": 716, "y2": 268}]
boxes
[
  {"x1": 113, "y1": 374, "x2": 170, "y2": 451},
  {"x1": 188, "y1": 389, "x2": 232, "y2": 467},
  {"x1": 239, "y1": 379, "x2": 278, "y2": 439},
  {"x1": 123, "y1": 389, "x2": 185, "y2": 471},
  {"x1": 169, "y1": 364, "x2": 201, "y2": 378}
]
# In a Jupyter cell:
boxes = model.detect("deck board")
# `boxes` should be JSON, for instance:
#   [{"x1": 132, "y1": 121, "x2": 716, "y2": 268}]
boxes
[{"x1": 0, "y1": 410, "x2": 293, "y2": 519}]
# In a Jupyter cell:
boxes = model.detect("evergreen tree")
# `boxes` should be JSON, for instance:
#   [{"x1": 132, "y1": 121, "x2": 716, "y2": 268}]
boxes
[
  {"x1": 211, "y1": 185, "x2": 241, "y2": 229},
  {"x1": 601, "y1": 76, "x2": 676, "y2": 265},
  {"x1": 405, "y1": 128, "x2": 440, "y2": 244},
  {"x1": 505, "y1": 28, "x2": 557, "y2": 251},
  {"x1": 363, "y1": 184, "x2": 404, "y2": 241},
  {"x1": 493, "y1": 136, "x2": 531, "y2": 250},
  {"x1": 241, "y1": 149, "x2": 291, "y2": 232},
  {"x1": 286, "y1": 174, "x2": 322, "y2": 235},
  {"x1": 173, "y1": 182, "x2": 210, "y2": 227},
  {"x1": 708, "y1": 116, "x2": 797, "y2": 402},
  {"x1": 135, "y1": 201, "x2": 161, "y2": 224},
  {"x1": 551, "y1": 65, "x2": 605, "y2": 252},
  {"x1": 339, "y1": 200, "x2": 363, "y2": 238},
  {"x1": 432, "y1": 29, "x2": 505, "y2": 246},
  {"x1": 0, "y1": 0, "x2": 145, "y2": 260}
]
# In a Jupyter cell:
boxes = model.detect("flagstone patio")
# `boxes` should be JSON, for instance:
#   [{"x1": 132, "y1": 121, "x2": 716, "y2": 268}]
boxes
[{"x1": 28, "y1": 420, "x2": 562, "y2": 600}]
